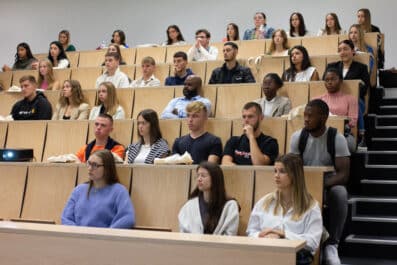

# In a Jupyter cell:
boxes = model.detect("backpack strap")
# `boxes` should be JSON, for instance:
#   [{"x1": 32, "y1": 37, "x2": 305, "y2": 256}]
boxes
[
  {"x1": 327, "y1": 127, "x2": 337, "y2": 166},
  {"x1": 298, "y1": 129, "x2": 310, "y2": 159}
]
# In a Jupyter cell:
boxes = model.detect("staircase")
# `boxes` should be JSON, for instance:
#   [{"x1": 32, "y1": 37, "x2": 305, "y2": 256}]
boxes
[{"x1": 341, "y1": 87, "x2": 397, "y2": 260}]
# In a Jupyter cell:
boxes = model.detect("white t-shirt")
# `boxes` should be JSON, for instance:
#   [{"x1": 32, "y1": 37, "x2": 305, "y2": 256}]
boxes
[{"x1": 133, "y1": 144, "x2": 151, "y2": 164}]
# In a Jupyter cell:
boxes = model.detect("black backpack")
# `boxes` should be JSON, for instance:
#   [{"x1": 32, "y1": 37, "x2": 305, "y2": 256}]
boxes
[{"x1": 298, "y1": 127, "x2": 337, "y2": 166}]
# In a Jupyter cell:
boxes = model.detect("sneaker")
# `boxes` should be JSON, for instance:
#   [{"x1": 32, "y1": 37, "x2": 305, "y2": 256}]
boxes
[
  {"x1": 324, "y1": 244, "x2": 341, "y2": 265},
  {"x1": 357, "y1": 138, "x2": 368, "y2": 152}
]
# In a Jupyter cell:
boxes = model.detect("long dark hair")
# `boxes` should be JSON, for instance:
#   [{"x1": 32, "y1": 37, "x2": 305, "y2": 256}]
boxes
[
  {"x1": 190, "y1": 162, "x2": 237, "y2": 234},
  {"x1": 325, "y1": 13, "x2": 342, "y2": 35},
  {"x1": 111, "y1": 30, "x2": 127, "y2": 46},
  {"x1": 137, "y1": 109, "x2": 163, "y2": 145},
  {"x1": 15, "y1": 42, "x2": 35, "y2": 62},
  {"x1": 284, "y1": 45, "x2": 312, "y2": 81},
  {"x1": 166, "y1": 25, "x2": 185, "y2": 45},
  {"x1": 226, "y1": 23, "x2": 240, "y2": 41},
  {"x1": 289, "y1": 12, "x2": 307, "y2": 36},
  {"x1": 47, "y1": 41, "x2": 68, "y2": 65}
]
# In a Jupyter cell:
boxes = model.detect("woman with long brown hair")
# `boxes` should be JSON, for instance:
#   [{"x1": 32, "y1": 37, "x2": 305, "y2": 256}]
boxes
[{"x1": 89, "y1": 81, "x2": 125, "y2": 120}]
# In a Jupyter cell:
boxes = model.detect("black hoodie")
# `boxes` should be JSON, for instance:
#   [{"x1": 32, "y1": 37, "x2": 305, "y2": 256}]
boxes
[{"x1": 11, "y1": 91, "x2": 52, "y2": 120}]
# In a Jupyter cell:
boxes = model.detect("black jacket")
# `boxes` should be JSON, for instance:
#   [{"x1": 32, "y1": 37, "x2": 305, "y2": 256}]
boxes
[
  {"x1": 11, "y1": 92, "x2": 52, "y2": 120},
  {"x1": 209, "y1": 62, "x2": 255, "y2": 84}
]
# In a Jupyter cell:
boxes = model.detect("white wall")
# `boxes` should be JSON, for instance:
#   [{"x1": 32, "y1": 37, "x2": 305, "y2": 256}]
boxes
[{"x1": 0, "y1": 0, "x2": 395, "y2": 68}]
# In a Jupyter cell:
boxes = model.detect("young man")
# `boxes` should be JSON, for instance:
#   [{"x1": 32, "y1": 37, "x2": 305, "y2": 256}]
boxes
[
  {"x1": 11, "y1": 75, "x2": 52, "y2": 120},
  {"x1": 76, "y1": 114, "x2": 125, "y2": 162},
  {"x1": 172, "y1": 101, "x2": 222, "y2": 164},
  {"x1": 95, "y1": 52, "x2": 129, "y2": 88},
  {"x1": 209, "y1": 42, "x2": 256, "y2": 84},
  {"x1": 222, "y1": 102, "x2": 278, "y2": 165},
  {"x1": 130, "y1": 56, "x2": 160, "y2": 87},
  {"x1": 187, "y1": 29, "x2": 218, "y2": 62},
  {"x1": 161, "y1": 75, "x2": 211, "y2": 119},
  {"x1": 290, "y1": 99, "x2": 350, "y2": 265},
  {"x1": 165, "y1": 51, "x2": 194, "y2": 86}
]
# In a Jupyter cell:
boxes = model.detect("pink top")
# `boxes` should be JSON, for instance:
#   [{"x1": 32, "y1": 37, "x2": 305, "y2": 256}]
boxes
[
  {"x1": 316, "y1": 91, "x2": 358, "y2": 128},
  {"x1": 40, "y1": 80, "x2": 49, "y2": 90}
]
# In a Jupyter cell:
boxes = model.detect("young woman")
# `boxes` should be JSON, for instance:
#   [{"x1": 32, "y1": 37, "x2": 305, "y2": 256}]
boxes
[
  {"x1": 267, "y1": 29, "x2": 289, "y2": 56},
  {"x1": 282, "y1": 45, "x2": 319, "y2": 82},
  {"x1": 247, "y1": 153, "x2": 322, "y2": 265},
  {"x1": 111, "y1": 30, "x2": 128, "y2": 48},
  {"x1": 289, "y1": 12, "x2": 309, "y2": 37},
  {"x1": 37, "y1": 59, "x2": 61, "y2": 90},
  {"x1": 357, "y1": 8, "x2": 381, "y2": 33},
  {"x1": 348, "y1": 24, "x2": 374, "y2": 72},
  {"x1": 89, "y1": 81, "x2": 125, "y2": 120},
  {"x1": 255, "y1": 73, "x2": 291, "y2": 117},
  {"x1": 62, "y1": 149, "x2": 135, "y2": 229},
  {"x1": 317, "y1": 13, "x2": 345, "y2": 36},
  {"x1": 222, "y1": 23, "x2": 240, "y2": 42},
  {"x1": 2, "y1": 42, "x2": 38, "y2": 71},
  {"x1": 178, "y1": 162, "x2": 239, "y2": 235},
  {"x1": 52, "y1": 80, "x2": 90, "y2": 120},
  {"x1": 58, "y1": 30, "x2": 76, "y2": 52},
  {"x1": 162, "y1": 25, "x2": 187, "y2": 46},
  {"x1": 125, "y1": 109, "x2": 169, "y2": 164},
  {"x1": 47, "y1": 41, "x2": 70, "y2": 69},
  {"x1": 243, "y1": 12, "x2": 274, "y2": 40}
]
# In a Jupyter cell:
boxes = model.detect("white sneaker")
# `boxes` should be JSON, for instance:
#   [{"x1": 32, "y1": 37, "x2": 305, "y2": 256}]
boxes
[{"x1": 324, "y1": 244, "x2": 341, "y2": 265}]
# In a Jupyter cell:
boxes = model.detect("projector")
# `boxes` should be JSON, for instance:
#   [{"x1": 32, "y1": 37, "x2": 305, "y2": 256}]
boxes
[{"x1": 0, "y1": 149, "x2": 34, "y2": 162}]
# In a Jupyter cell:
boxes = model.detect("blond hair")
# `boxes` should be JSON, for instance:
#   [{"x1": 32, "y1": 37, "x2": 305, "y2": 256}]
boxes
[
  {"x1": 37, "y1": 59, "x2": 57, "y2": 90},
  {"x1": 186, "y1": 101, "x2": 207, "y2": 114},
  {"x1": 97, "y1": 81, "x2": 120, "y2": 116},
  {"x1": 349, "y1": 24, "x2": 367, "y2": 52}
]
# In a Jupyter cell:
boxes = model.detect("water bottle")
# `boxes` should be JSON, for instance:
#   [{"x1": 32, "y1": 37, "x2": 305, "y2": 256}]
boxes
[
  {"x1": 259, "y1": 25, "x2": 265, "y2": 39},
  {"x1": 100, "y1": 40, "x2": 106, "y2": 49}
]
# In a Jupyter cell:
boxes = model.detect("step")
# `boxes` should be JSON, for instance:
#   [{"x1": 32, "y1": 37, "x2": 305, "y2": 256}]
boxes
[
  {"x1": 350, "y1": 197, "x2": 397, "y2": 217},
  {"x1": 348, "y1": 215, "x2": 397, "y2": 237},
  {"x1": 369, "y1": 138, "x2": 397, "y2": 150},
  {"x1": 341, "y1": 234, "x2": 397, "y2": 259},
  {"x1": 372, "y1": 126, "x2": 397, "y2": 138},
  {"x1": 378, "y1": 105, "x2": 397, "y2": 115},
  {"x1": 366, "y1": 151, "x2": 397, "y2": 165},
  {"x1": 345, "y1": 234, "x2": 397, "y2": 246},
  {"x1": 376, "y1": 115, "x2": 397, "y2": 126},
  {"x1": 361, "y1": 179, "x2": 397, "y2": 196}
]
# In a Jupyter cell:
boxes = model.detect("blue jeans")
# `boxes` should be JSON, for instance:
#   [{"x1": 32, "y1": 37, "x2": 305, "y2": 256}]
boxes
[{"x1": 358, "y1": 99, "x2": 365, "y2": 133}]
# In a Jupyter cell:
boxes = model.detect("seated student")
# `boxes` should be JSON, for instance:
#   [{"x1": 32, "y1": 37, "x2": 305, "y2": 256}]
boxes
[
  {"x1": 172, "y1": 101, "x2": 222, "y2": 164},
  {"x1": 37, "y1": 59, "x2": 61, "y2": 90},
  {"x1": 130, "y1": 56, "x2": 161, "y2": 87},
  {"x1": 89, "y1": 81, "x2": 125, "y2": 120},
  {"x1": 254, "y1": 73, "x2": 291, "y2": 117},
  {"x1": 222, "y1": 23, "x2": 240, "y2": 42},
  {"x1": 52, "y1": 80, "x2": 90, "y2": 120},
  {"x1": 161, "y1": 75, "x2": 211, "y2": 119},
  {"x1": 179, "y1": 161, "x2": 239, "y2": 235},
  {"x1": 288, "y1": 12, "x2": 310, "y2": 37},
  {"x1": 162, "y1": 25, "x2": 187, "y2": 46},
  {"x1": 111, "y1": 30, "x2": 128, "y2": 48},
  {"x1": 58, "y1": 30, "x2": 76, "y2": 52},
  {"x1": 348, "y1": 24, "x2": 375, "y2": 72},
  {"x1": 247, "y1": 153, "x2": 322, "y2": 265},
  {"x1": 11, "y1": 75, "x2": 52, "y2": 120},
  {"x1": 165, "y1": 51, "x2": 194, "y2": 86},
  {"x1": 48, "y1": 41, "x2": 70, "y2": 69},
  {"x1": 101, "y1": 44, "x2": 127, "y2": 66},
  {"x1": 317, "y1": 13, "x2": 345, "y2": 36},
  {"x1": 2, "y1": 42, "x2": 38, "y2": 72},
  {"x1": 125, "y1": 109, "x2": 169, "y2": 164},
  {"x1": 266, "y1": 29, "x2": 289, "y2": 56},
  {"x1": 222, "y1": 102, "x2": 278, "y2": 166},
  {"x1": 208, "y1": 42, "x2": 255, "y2": 84},
  {"x1": 62, "y1": 149, "x2": 135, "y2": 229},
  {"x1": 76, "y1": 114, "x2": 125, "y2": 162},
  {"x1": 282, "y1": 45, "x2": 319, "y2": 82},
  {"x1": 290, "y1": 99, "x2": 350, "y2": 265},
  {"x1": 95, "y1": 52, "x2": 129, "y2": 89},
  {"x1": 187, "y1": 29, "x2": 218, "y2": 62},
  {"x1": 243, "y1": 12, "x2": 274, "y2": 40}
]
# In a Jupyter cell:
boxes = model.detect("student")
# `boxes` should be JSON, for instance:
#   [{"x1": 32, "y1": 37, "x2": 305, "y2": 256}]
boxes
[
  {"x1": 172, "y1": 101, "x2": 222, "y2": 164},
  {"x1": 2, "y1": 42, "x2": 38, "y2": 72},
  {"x1": 47, "y1": 41, "x2": 70, "y2": 69},
  {"x1": 95, "y1": 52, "x2": 129, "y2": 89},
  {"x1": 254, "y1": 73, "x2": 291, "y2": 117},
  {"x1": 179, "y1": 161, "x2": 239, "y2": 235},
  {"x1": 62, "y1": 149, "x2": 135, "y2": 229},
  {"x1": 11, "y1": 75, "x2": 52, "y2": 120},
  {"x1": 247, "y1": 153, "x2": 322, "y2": 265},
  {"x1": 222, "y1": 102, "x2": 279, "y2": 166},
  {"x1": 222, "y1": 23, "x2": 240, "y2": 42},
  {"x1": 243, "y1": 12, "x2": 274, "y2": 40},
  {"x1": 89, "y1": 81, "x2": 125, "y2": 120},
  {"x1": 288, "y1": 12, "x2": 310, "y2": 37},
  {"x1": 317, "y1": 13, "x2": 345, "y2": 36},
  {"x1": 266, "y1": 29, "x2": 289, "y2": 56},
  {"x1": 125, "y1": 109, "x2": 169, "y2": 164},
  {"x1": 162, "y1": 25, "x2": 187, "y2": 46},
  {"x1": 102, "y1": 44, "x2": 126, "y2": 66},
  {"x1": 187, "y1": 29, "x2": 218, "y2": 61},
  {"x1": 130, "y1": 56, "x2": 161, "y2": 87},
  {"x1": 165, "y1": 51, "x2": 194, "y2": 86},
  {"x1": 282, "y1": 45, "x2": 319, "y2": 82},
  {"x1": 52, "y1": 80, "x2": 90, "y2": 120},
  {"x1": 348, "y1": 24, "x2": 374, "y2": 72},
  {"x1": 111, "y1": 30, "x2": 128, "y2": 48},
  {"x1": 37, "y1": 59, "x2": 61, "y2": 90},
  {"x1": 357, "y1": 8, "x2": 381, "y2": 33},
  {"x1": 58, "y1": 30, "x2": 76, "y2": 52}
]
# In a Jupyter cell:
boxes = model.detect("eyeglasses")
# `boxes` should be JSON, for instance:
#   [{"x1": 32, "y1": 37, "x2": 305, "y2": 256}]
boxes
[
  {"x1": 195, "y1": 35, "x2": 207, "y2": 39},
  {"x1": 86, "y1": 161, "x2": 104, "y2": 169}
]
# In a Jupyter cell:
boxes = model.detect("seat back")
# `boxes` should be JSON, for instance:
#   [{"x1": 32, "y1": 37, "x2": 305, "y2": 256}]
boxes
[
  {"x1": 135, "y1": 47, "x2": 166, "y2": 64},
  {"x1": 66, "y1": 52, "x2": 80, "y2": 68},
  {"x1": 12, "y1": 70, "x2": 38, "y2": 86},
  {"x1": 165, "y1": 45, "x2": 191, "y2": 63},
  {"x1": 53, "y1": 69, "x2": 71, "y2": 86},
  {"x1": 71, "y1": 67, "x2": 103, "y2": 90},
  {"x1": 0, "y1": 92, "x2": 23, "y2": 116},
  {"x1": 257, "y1": 56, "x2": 285, "y2": 81},
  {"x1": 0, "y1": 122, "x2": 7, "y2": 148},
  {"x1": 301, "y1": 35, "x2": 339, "y2": 56},
  {"x1": 78, "y1": 50, "x2": 107, "y2": 67},
  {"x1": 238, "y1": 40, "x2": 266, "y2": 59},
  {"x1": 132, "y1": 87, "x2": 174, "y2": 118},
  {"x1": 278, "y1": 82, "x2": 309, "y2": 108},
  {"x1": 120, "y1": 48, "x2": 136, "y2": 65},
  {"x1": 0, "y1": 71, "x2": 12, "y2": 90},
  {"x1": 116, "y1": 88, "x2": 134, "y2": 118}
]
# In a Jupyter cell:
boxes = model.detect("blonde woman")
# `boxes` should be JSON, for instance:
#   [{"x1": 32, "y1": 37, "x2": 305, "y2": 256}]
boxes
[
  {"x1": 52, "y1": 80, "x2": 90, "y2": 120},
  {"x1": 247, "y1": 153, "x2": 322, "y2": 265},
  {"x1": 348, "y1": 24, "x2": 374, "y2": 72},
  {"x1": 89, "y1": 81, "x2": 125, "y2": 120},
  {"x1": 267, "y1": 29, "x2": 289, "y2": 56},
  {"x1": 38, "y1": 59, "x2": 61, "y2": 90}
]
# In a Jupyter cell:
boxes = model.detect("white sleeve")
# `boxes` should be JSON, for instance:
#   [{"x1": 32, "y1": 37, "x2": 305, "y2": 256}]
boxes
[
  {"x1": 246, "y1": 198, "x2": 264, "y2": 237},
  {"x1": 54, "y1": 59, "x2": 69, "y2": 69},
  {"x1": 198, "y1": 46, "x2": 218, "y2": 61},
  {"x1": 119, "y1": 74, "x2": 130, "y2": 88},
  {"x1": 114, "y1": 105, "x2": 126, "y2": 119}
]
